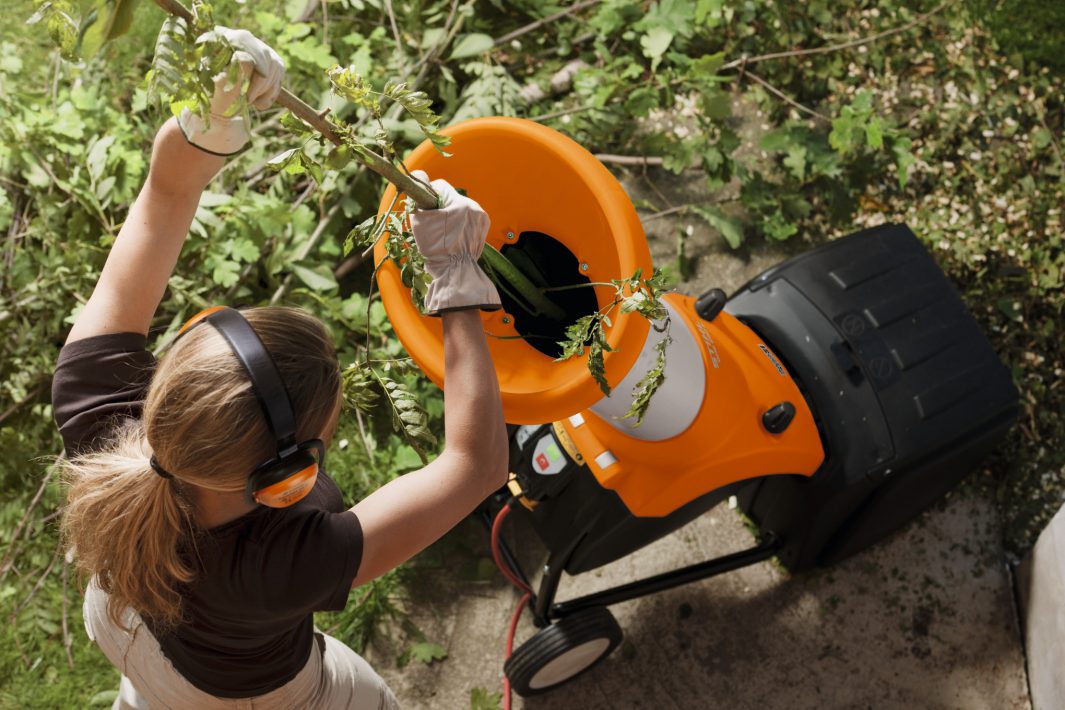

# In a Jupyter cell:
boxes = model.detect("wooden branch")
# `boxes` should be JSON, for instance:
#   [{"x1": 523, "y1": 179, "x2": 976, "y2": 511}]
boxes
[
  {"x1": 480, "y1": 246, "x2": 567, "y2": 321},
  {"x1": 0, "y1": 469, "x2": 54, "y2": 585},
  {"x1": 13, "y1": 543, "x2": 61, "y2": 618},
  {"x1": 150, "y1": 0, "x2": 438, "y2": 210},
  {"x1": 334, "y1": 244, "x2": 376, "y2": 280},
  {"x1": 383, "y1": 0, "x2": 406, "y2": 60},
  {"x1": 721, "y1": 2, "x2": 949, "y2": 70},
  {"x1": 742, "y1": 69, "x2": 830, "y2": 122},
  {"x1": 595, "y1": 154, "x2": 665, "y2": 166},
  {"x1": 493, "y1": 0, "x2": 602, "y2": 47},
  {"x1": 0, "y1": 384, "x2": 41, "y2": 427},
  {"x1": 61, "y1": 559, "x2": 74, "y2": 669},
  {"x1": 269, "y1": 201, "x2": 344, "y2": 305}
]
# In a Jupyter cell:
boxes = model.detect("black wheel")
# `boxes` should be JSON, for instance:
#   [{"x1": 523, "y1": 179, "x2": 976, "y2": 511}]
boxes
[{"x1": 504, "y1": 606, "x2": 622, "y2": 696}]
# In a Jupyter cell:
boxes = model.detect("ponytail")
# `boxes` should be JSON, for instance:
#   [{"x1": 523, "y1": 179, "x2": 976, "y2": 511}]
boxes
[{"x1": 60, "y1": 420, "x2": 196, "y2": 631}]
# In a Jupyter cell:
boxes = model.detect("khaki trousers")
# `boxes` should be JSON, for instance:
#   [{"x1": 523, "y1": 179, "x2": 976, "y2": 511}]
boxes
[{"x1": 84, "y1": 579, "x2": 399, "y2": 709}]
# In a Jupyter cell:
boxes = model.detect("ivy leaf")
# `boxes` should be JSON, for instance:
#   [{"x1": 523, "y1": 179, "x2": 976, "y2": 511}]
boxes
[{"x1": 449, "y1": 33, "x2": 494, "y2": 59}]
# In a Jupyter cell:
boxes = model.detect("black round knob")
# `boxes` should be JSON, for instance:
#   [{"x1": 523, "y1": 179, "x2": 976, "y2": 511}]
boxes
[
  {"x1": 762, "y1": 401, "x2": 796, "y2": 434},
  {"x1": 695, "y1": 288, "x2": 727, "y2": 322}
]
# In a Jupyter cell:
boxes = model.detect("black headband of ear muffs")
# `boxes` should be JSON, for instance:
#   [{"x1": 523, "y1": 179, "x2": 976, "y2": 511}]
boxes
[{"x1": 198, "y1": 307, "x2": 300, "y2": 458}]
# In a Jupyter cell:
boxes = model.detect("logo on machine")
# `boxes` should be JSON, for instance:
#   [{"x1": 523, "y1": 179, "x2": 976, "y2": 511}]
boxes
[
  {"x1": 695, "y1": 323, "x2": 721, "y2": 368},
  {"x1": 757, "y1": 343, "x2": 787, "y2": 376}
]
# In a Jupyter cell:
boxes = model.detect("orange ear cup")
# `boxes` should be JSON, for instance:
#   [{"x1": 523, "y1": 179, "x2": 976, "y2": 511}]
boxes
[{"x1": 252, "y1": 464, "x2": 318, "y2": 508}]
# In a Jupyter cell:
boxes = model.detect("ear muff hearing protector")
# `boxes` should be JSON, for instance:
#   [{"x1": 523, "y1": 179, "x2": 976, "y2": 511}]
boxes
[{"x1": 176, "y1": 306, "x2": 323, "y2": 508}]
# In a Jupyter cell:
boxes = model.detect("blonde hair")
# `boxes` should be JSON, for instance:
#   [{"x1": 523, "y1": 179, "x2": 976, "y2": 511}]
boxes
[{"x1": 61, "y1": 307, "x2": 343, "y2": 630}]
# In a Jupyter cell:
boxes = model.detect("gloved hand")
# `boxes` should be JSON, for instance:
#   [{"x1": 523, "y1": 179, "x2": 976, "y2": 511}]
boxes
[
  {"x1": 176, "y1": 27, "x2": 285, "y2": 156},
  {"x1": 408, "y1": 171, "x2": 502, "y2": 316}
]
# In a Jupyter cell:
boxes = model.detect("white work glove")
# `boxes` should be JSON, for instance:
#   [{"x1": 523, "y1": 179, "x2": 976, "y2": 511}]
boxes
[
  {"x1": 176, "y1": 27, "x2": 285, "y2": 156},
  {"x1": 408, "y1": 171, "x2": 502, "y2": 316}
]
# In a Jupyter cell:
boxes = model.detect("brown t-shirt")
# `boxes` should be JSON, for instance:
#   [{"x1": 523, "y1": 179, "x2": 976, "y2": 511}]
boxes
[{"x1": 52, "y1": 332, "x2": 363, "y2": 698}]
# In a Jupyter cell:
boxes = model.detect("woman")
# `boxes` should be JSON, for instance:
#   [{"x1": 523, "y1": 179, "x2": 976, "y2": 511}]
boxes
[{"x1": 54, "y1": 28, "x2": 507, "y2": 708}]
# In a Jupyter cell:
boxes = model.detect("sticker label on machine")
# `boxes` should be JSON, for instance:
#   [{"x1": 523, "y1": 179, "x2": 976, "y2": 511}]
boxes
[
  {"x1": 532, "y1": 435, "x2": 566, "y2": 475},
  {"x1": 757, "y1": 343, "x2": 787, "y2": 376}
]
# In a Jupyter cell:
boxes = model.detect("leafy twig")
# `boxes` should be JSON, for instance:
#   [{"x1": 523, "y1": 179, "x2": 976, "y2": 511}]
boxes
[{"x1": 622, "y1": 319, "x2": 671, "y2": 426}]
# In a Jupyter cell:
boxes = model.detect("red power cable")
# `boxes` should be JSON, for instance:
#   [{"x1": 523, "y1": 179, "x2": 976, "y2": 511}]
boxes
[
  {"x1": 503, "y1": 591, "x2": 531, "y2": 710},
  {"x1": 491, "y1": 503, "x2": 532, "y2": 593},
  {"x1": 492, "y1": 502, "x2": 533, "y2": 709}
]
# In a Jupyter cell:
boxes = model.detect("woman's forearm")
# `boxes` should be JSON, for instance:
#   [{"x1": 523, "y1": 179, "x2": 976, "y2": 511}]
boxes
[
  {"x1": 148, "y1": 118, "x2": 226, "y2": 196},
  {"x1": 66, "y1": 120, "x2": 224, "y2": 343},
  {"x1": 440, "y1": 309, "x2": 507, "y2": 474}
]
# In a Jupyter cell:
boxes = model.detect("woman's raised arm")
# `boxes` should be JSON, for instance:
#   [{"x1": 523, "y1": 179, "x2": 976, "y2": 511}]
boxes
[
  {"x1": 350, "y1": 177, "x2": 508, "y2": 586},
  {"x1": 66, "y1": 28, "x2": 285, "y2": 344}
]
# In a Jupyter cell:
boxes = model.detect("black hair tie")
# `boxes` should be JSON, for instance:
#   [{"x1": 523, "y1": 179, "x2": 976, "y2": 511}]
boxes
[{"x1": 150, "y1": 455, "x2": 175, "y2": 480}]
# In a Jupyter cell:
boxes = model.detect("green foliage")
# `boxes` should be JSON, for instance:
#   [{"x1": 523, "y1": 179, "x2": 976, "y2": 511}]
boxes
[
  {"x1": 623, "y1": 324, "x2": 672, "y2": 427},
  {"x1": 470, "y1": 686, "x2": 504, "y2": 710},
  {"x1": 967, "y1": 0, "x2": 1065, "y2": 72},
  {"x1": 2, "y1": 0, "x2": 1064, "y2": 704},
  {"x1": 396, "y1": 641, "x2": 448, "y2": 668},
  {"x1": 557, "y1": 312, "x2": 615, "y2": 396},
  {"x1": 77, "y1": 0, "x2": 141, "y2": 58},
  {"x1": 554, "y1": 268, "x2": 670, "y2": 404}
]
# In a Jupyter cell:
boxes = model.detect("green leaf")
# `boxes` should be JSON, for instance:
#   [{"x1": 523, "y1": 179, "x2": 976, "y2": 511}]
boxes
[
  {"x1": 865, "y1": 118, "x2": 884, "y2": 149},
  {"x1": 449, "y1": 33, "x2": 494, "y2": 59},
  {"x1": 470, "y1": 687, "x2": 503, "y2": 710},
  {"x1": 89, "y1": 690, "x2": 120, "y2": 706},
  {"x1": 783, "y1": 145, "x2": 807, "y2": 181},
  {"x1": 279, "y1": 111, "x2": 315, "y2": 136},
  {"x1": 77, "y1": 0, "x2": 141, "y2": 58},
  {"x1": 640, "y1": 27, "x2": 674, "y2": 69},
  {"x1": 398, "y1": 641, "x2": 448, "y2": 668},
  {"x1": 623, "y1": 325, "x2": 671, "y2": 426},
  {"x1": 291, "y1": 264, "x2": 339, "y2": 292},
  {"x1": 693, "y1": 206, "x2": 743, "y2": 248}
]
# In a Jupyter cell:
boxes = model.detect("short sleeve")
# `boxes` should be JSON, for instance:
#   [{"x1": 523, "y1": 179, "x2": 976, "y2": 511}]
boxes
[
  {"x1": 51, "y1": 332, "x2": 156, "y2": 456},
  {"x1": 265, "y1": 510, "x2": 363, "y2": 613}
]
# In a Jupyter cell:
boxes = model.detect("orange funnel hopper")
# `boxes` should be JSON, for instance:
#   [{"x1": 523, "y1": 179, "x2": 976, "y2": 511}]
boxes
[{"x1": 376, "y1": 117, "x2": 653, "y2": 424}]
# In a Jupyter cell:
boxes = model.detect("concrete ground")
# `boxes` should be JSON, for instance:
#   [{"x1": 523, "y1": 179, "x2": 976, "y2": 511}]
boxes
[
  {"x1": 369, "y1": 492, "x2": 1028, "y2": 709},
  {"x1": 364, "y1": 172, "x2": 1032, "y2": 709}
]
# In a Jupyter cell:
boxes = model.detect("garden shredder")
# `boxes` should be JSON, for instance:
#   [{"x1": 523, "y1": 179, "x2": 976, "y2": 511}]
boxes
[{"x1": 374, "y1": 117, "x2": 1019, "y2": 696}]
